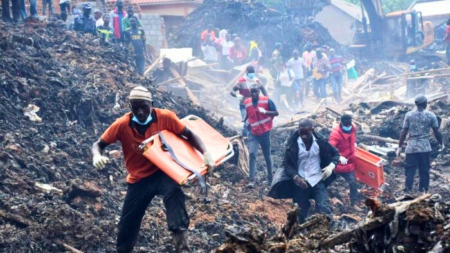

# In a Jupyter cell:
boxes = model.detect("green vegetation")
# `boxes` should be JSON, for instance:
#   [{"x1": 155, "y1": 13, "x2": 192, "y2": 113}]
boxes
[{"x1": 345, "y1": 0, "x2": 415, "y2": 13}]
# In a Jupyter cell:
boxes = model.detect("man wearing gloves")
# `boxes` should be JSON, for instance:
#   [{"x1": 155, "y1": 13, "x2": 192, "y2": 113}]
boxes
[
  {"x1": 329, "y1": 113, "x2": 360, "y2": 210},
  {"x1": 269, "y1": 119, "x2": 339, "y2": 225},
  {"x1": 91, "y1": 86, "x2": 215, "y2": 253},
  {"x1": 230, "y1": 65, "x2": 268, "y2": 137},
  {"x1": 243, "y1": 84, "x2": 278, "y2": 188},
  {"x1": 398, "y1": 94, "x2": 443, "y2": 193}
]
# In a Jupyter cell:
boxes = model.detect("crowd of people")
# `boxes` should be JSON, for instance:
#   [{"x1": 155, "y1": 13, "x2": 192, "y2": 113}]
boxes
[
  {"x1": 199, "y1": 25, "x2": 346, "y2": 116},
  {"x1": 2, "y1": 0, "x2": 150, "y2": 75}
]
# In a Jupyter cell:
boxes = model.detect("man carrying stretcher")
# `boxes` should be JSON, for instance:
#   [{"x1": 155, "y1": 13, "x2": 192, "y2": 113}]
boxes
[{"x1": 91, "y1": 86, "x2": 215, "y2": 253}]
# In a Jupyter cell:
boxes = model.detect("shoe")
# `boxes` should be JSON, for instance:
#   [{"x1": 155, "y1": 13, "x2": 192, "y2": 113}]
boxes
[
  {"x1": 247, "y1": 181, "x2": 255, "y2": 189},
  {"x1": 172, "y1": 231, "x2": 191, "y2": 253}
]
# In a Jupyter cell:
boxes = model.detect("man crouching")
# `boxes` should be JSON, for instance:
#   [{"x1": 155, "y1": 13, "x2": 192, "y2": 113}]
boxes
[{"x1": 268, "y1": 119, "x2": 339, "y2": 224}]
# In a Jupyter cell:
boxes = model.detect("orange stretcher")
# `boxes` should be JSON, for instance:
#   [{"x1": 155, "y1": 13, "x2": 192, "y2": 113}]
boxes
[
  {"x1": 354, "y1": 148, "x2": 385, "y2": 190},
  {"x1": 139, "y1": 115, "x2": 234, "y2": 188}
]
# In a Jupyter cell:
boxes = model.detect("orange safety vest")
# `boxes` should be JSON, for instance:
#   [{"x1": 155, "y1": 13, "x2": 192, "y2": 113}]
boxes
[{"x1": 244, "y1": 96, "x2": 273, "y2": 136}]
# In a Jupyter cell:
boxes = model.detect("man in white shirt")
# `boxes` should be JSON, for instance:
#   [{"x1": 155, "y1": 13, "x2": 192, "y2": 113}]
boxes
[
  {"x1": 287, "y1": 50, "x2": 305, "y2": 107},
  {"x1": 276, "y1": 63, "x2": 295, "y2": 110},
  {"x1": 220, "y1": 33, "x2": 234, "y2": 69},
  {"x1": 94, "y1": 9, "x2": 104, "y2": 27},
  {"x1": 268, "y1": 119, "x2": 340, "y2": 225}
]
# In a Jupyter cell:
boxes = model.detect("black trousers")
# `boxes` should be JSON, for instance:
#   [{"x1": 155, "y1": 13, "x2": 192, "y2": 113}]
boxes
[
  {"x1": 2, "y1": 0, "x2": 20, "y2": 22},
  {"x1": 292, "y1": 181, "x2": 332, "y2": 224},
  {"x1": 336, "y1": 171, "x2": 359, "y2": 205},
  {"x1": 117, "y1": 170, "x2": 189, "y2": 253},
  {"x1": 404, "y1": 152, "x2": 430, "y2": 192},
  {"x1": 135, "y1": 56, "x2": 145, "y2": 75}
]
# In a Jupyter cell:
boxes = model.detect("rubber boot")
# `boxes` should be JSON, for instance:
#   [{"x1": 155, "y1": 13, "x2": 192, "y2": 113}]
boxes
[{"x1": 172, "y1": 231, "x2": 191, "y2": 253}]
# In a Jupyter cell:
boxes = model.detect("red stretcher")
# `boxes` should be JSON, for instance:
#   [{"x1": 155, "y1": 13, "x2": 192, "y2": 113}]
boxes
[
  {"x1": 139, "y1": 115, "x2": 234, "y2": 187},
  {"x1": 354, "y1": 147, "x2": 385, "y2": 189}
]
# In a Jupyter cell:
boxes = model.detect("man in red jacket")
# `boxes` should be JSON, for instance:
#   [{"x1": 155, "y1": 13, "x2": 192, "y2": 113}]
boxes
[
  {"x1": 329, "y1": 113, "x2": 360, "y2": 210},
  {"x1": 243, "y1": 84, "x2": 278, "y2": 188}
]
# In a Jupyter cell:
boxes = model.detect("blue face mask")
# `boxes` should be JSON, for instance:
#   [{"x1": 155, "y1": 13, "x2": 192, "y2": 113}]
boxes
[
  {"x1": 132, "y1": 114, "x2": 152, "y2": 125},
  {"x1": 342, "y1": 125, "x2": 352, "y2": 132},
  {"x1": 247, "y1": 73, "x2": 255, "y2": 79}
]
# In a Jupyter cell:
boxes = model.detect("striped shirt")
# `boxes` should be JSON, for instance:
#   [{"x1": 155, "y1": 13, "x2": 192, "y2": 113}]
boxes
[{"x1": 329, "y1": 55, "x2": 343, "y2": 73}]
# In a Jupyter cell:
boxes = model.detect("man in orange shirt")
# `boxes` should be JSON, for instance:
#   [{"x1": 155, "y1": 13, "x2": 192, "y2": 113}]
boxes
[
  {"x1": 91, "y1": 86, "x2": 214, "y2": 253},
  {"x1": 200, "y1": 24, "x2": 216, "y2": 42}
]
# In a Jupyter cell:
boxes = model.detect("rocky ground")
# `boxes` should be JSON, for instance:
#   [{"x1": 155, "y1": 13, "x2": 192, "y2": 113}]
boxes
[{"x1": 1, "y1": 14, "x2": 450, "y2": 253}]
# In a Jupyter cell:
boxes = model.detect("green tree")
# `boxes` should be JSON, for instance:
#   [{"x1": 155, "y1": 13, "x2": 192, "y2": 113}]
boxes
[{"x1": 344, "y1": 0, "x2": 414, "y2": 13}]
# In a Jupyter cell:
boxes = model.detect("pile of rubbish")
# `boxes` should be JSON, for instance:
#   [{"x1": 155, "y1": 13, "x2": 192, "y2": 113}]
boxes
[
  {"x1": 167, "y1": 0, "x2": 343, "y2": 59},
  {"x1": 1, "y1": 17, "x2": 450, "y2": 253},
  {"x1": 0, "y1": 20, "x2": 289, "y2": 252}
]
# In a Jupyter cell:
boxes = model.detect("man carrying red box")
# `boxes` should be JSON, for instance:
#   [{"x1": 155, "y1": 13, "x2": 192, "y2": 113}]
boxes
[{"x1": 329, "y1": 113, "x2": 361, "y2": 211}]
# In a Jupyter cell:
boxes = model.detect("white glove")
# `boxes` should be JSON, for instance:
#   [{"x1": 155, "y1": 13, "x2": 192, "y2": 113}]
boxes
[
  {"x1": 396, "y1": 147, "x2": 402, "y2": 157},
  {"x1": 339, "y1": 156, "x2": 348, "y2": 165},
  {"x1": 236, "y1": 94, "x2": 245, "y2": 102},
  {"x1": 258, "y1": 107, "x2": 267, "y2": 114},
  {"x1": 321, "y1": 163, "x2": 335, "y2": 180},
  {"x1": 203, "y1": 151, "x2": 215, "y2": 173},
  {"x1": 93, "y1": 154, "x2": 109, "y2": 169},
  {"x1": 113, "y1": 103, "x2": 120, "y2": 111}
]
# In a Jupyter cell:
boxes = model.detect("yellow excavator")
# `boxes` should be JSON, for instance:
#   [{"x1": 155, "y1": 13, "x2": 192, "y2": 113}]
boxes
[{"x1": 352, "y1": 0, "x2": 434, "y2": 58}]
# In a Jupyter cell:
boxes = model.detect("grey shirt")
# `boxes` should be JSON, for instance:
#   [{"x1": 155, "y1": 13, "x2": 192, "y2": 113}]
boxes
[{"x1": 403, "y1": 109, "x2": 438, "y2": 154}]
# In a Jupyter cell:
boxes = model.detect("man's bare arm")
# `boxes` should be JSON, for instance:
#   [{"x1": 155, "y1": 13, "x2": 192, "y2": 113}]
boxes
[
  {"x1": 398, "y1": 128, "x2": 408, "y2": 148},
  {"x1": 179, "y1": 127, "x2": 207, "y2": 154},
  {"x1": 432, "y1": 127, "x2": 443, "y2": 146},
  {"x1": 92, "y1": 140, "x2": 110, "y2": 156}
]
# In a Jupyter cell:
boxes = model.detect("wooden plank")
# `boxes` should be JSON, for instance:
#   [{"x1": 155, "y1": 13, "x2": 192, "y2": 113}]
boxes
[
  {"x1": 225, "y1": 61, "x2": 255, "y2": 89},
  {"x1": 351, "y1": 68, "x2": 375, "y2": 91},
  {"x1": 156, "y1": 77, "x2": 184, "y2": 86},
  {"x1": 189, "y1": 62, "x2": 219, "y2": 69},
  {"x1": 143, "y1": 54, "x2": 165, "y2": 76},
  {"x1": 169, "y1": 67, "x2": 200, "y2": 105}
]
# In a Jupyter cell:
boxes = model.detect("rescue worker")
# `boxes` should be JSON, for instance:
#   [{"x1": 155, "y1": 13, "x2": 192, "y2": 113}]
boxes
[
  {"x1": 230, "y1": 65, "x2": 268, "y2": 137},
  {"x1": 124, "y1": 16, "x2": 147, "y2": 75},
  {"x1": 268, "y1": 119, "x2": 339, "y2": 224},
  {"x1": 92, "y1": 86, "x2": 215, "y2": 253},
  {"x1": 97, "y1": 13, "x2": 114, "y2": 45},
  {"x1": 329, "y1": 113, "x2": 361, "y2": 210},
  {"x1": 73, "y1": 3, "x2": 97, "y2": 36},
  {"x1": 398, "y1": 94, "x2": 443, "y2": 193},
  {"x1": 111, "y1": 0, "x2": 127, "y2": 43},
  {"x1": 243, "y1": 84, "x2": 278, "y2": 188}
]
